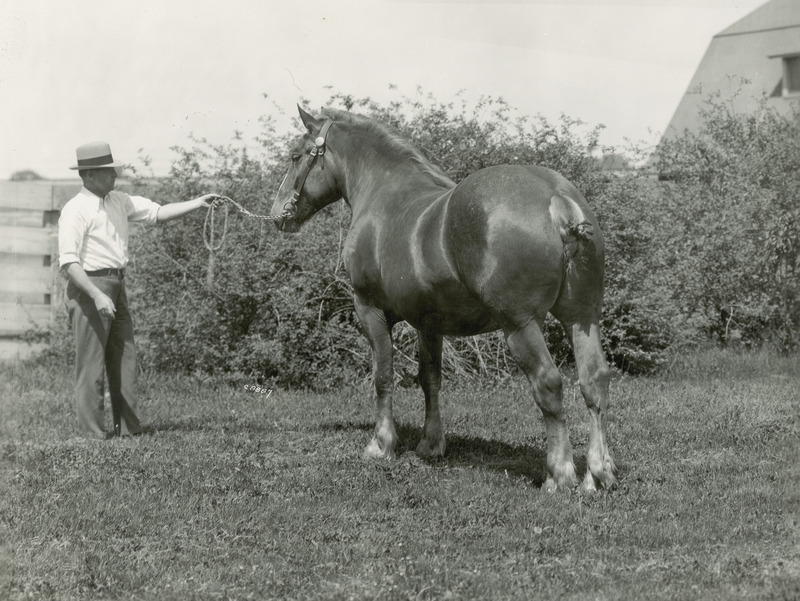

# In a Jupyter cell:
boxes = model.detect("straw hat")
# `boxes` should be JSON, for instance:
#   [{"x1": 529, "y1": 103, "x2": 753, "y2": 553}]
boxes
[{"x1": 70, "y1": 141, "x2": 124, "y2": 170}]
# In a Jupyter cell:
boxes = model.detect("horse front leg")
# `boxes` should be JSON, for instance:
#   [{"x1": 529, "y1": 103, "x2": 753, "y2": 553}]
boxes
[
  {"x1": 416, "y1": 329, "x2": 446, "y2": 458},
  {"x1": 354, "y1": 296, "x2": 398, "y2": 460}
]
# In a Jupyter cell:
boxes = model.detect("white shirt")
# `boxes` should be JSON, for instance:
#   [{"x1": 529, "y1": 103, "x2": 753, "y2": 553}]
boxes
[{"x1": 58, "y1": 187, "x2": 161, "y2": 271}]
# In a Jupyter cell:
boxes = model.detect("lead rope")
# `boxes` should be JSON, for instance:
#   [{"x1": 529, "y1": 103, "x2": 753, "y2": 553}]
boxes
[
  {"x1": 202, "y1": 195, "x2": 293, "y2": 252},
  {"x1": 203, "y1": 200, "x2": 228, "y2": 252}
]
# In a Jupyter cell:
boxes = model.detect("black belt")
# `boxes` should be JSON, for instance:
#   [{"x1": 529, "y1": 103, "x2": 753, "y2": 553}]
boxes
[{"x1": 86, "y1": 268, "x2": 125, "y2": 278}]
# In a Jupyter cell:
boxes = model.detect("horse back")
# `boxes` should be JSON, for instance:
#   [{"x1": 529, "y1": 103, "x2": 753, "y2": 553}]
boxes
[{"x1": 345, "y1": 164, "x2": 602, "y2": 333}]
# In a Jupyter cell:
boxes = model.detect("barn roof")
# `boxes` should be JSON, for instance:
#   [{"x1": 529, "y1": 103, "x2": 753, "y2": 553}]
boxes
[
  {"x1": 660, "y1": 0, "x2": 800, "y2": 144},
  {"x1": 717, "y1": 0, "x2": 800, "y2": 37}
]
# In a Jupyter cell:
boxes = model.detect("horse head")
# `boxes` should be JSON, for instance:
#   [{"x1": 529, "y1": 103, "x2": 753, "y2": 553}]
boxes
[{"x1": 270, "y1": 106, "x2": 341, "y2": 232}]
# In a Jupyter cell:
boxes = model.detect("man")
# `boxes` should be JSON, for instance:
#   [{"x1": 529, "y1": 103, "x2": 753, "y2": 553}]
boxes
[{"x1": 58, "y1": 141, "x2": 220, "y2": 439}]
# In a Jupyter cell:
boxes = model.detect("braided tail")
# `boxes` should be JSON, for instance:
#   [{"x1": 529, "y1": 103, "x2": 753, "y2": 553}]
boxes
[
  {"x1": 549, "y1": 194, "x2": 595, "y2": 273},
  {"x1": 562, "y1": 219, "x2": 594, "y2": 272}
]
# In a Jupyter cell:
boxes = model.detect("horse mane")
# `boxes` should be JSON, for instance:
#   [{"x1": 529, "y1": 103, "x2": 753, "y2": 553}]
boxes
[{"x1": 321, "y1": 109, "x2": 455, "y2": 189}]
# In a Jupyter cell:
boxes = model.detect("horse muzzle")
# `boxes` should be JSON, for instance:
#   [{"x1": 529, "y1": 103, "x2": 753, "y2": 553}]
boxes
[
  {"x1": 274, "y1": 214, "x2": 301, "y2": 233},
  {"x1": 272, "y1": 198, "x2": 301, "y2": 232}
]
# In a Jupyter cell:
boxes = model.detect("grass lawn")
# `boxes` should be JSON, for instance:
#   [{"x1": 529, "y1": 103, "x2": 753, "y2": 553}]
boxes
[{"x1": 1, "y1": 350, "x2": 798, "y2": 600}]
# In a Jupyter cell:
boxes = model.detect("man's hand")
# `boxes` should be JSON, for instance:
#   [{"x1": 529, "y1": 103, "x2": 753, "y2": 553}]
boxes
[
  {"x1": 92, "y1": 291, "x2": 116, "y2": 319},
  {"x1": 157, "y1": 194, "x2": 223, "y2": 222},
  {"x1": 63, "y1": 263, "x2": 116, "y2": 318},
  {"x1": 200, "y1": 194, "x2": 224, "y2": 208}
]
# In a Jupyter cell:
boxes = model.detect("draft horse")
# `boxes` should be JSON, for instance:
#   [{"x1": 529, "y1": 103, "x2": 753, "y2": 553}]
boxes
[{"x1": 271, "y1": 106, "x2": 617, "y2": 491}]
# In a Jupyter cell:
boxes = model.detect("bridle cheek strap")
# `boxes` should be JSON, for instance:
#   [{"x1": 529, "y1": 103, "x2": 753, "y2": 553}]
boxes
[{"x1": 291, "y1": 119, "x2": 334, "y2": 201}]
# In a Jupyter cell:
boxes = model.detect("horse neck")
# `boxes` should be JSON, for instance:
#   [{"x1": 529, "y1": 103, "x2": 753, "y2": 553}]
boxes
[{"x1": 335, "y1": 129, "x2": 454, "y2": 216}]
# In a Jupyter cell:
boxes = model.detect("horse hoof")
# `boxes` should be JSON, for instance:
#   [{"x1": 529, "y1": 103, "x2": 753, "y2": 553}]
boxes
[
  {"x1": 599, "y1": 470, "x2": 618, "y2": 490},
  {"x1": 594, "y1": 457, "x2": 618, "y2": 489},
  {"x1": 586, "y1": 467, "x2": 617, "y2": 490},
  {"x1": 415, "y1": 436, "x2": 446, "y2": 459},
  {"x1": 363, "y1": 438, "x2": 395, "y2": 461}
]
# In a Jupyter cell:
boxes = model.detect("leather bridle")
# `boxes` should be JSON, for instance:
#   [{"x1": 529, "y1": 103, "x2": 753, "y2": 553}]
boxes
[{"x1": 283, "y1": 119, "x2": 334, "y2": 217}]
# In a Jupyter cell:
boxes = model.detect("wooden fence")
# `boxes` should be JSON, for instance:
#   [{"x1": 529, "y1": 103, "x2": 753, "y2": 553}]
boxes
[{"x1": 0, "y1": 180, "x2": 81, "y2": 336}]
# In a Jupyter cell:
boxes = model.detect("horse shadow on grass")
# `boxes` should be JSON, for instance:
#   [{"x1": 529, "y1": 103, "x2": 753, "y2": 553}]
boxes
[
  {"x1": 143, "y1": 418, "x2": 592, "y2": 488},
  {"x1": 321, "y1": 421, "x2": 592, "y2": 489}
]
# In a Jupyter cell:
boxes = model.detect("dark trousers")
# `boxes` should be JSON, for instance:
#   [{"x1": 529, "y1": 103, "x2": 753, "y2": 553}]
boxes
[{"x1": 67, "y1": 274, "x2": 141, "y2": 438}]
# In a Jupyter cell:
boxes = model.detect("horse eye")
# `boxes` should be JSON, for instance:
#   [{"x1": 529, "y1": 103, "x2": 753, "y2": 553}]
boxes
[{"x1": 291, "y1": 153, "x2": 301, "y2": 163}]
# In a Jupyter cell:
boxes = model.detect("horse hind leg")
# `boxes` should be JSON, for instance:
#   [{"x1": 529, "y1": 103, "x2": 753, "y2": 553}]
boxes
[
  {"x1": 504, "y1": 320, "x2": 578, "y2": 492},
  {"x1": 563, "y1": 317, "x2": 617, "y2": 490},
  {"x1": 415, "y1": 329, "x2": 446, "y2": 458}
]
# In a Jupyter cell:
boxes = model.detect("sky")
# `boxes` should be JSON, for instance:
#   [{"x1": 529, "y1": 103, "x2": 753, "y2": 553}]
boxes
[{"x1": 0, "y1": 0, "x2": 769, "y2": 179}]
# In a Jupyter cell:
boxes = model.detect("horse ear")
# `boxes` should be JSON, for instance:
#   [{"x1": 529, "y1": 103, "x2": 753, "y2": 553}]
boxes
[{"x1": 297, "y1": 105, "x2": 322, "y2": 133}]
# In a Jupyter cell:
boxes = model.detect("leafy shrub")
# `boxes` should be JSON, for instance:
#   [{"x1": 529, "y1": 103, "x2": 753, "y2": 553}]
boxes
[
  {"x1": 37, "y1": 87, "x2": 799, "y2": 385},
  {"x1": 121, "y1": 90, "x2": 648, "y2": 387},
  {"x1": 656, "y1": 94, "x2": 800, "y2": 352}
]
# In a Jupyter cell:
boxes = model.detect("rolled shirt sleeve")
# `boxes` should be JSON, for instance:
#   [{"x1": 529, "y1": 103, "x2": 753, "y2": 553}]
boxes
[
  {"x1": 127, "y1": 195, "x2": 161, "y2": 224},
  {"x1": 58, "y1": 202, "x2": 86, "y2": 268}
]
